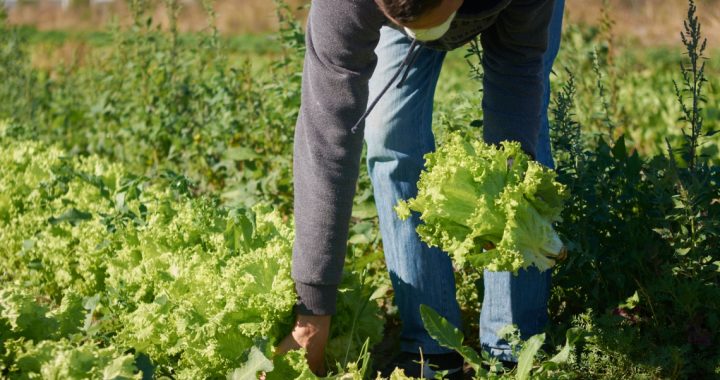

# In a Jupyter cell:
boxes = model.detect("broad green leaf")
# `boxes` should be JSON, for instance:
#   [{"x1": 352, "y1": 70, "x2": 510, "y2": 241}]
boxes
[
  {"x1": 619, "y1": 291, "x2": 640, "y2": 309},
  {"x1": 229, "y1": 347, "x2": 273, "y2": 380},
  {"x1": 419, "y1": 304, "x2": 483, "y2": 370},
  {"x1": 266, "y1": 350, "x2": 318, "y2": 380},
  {"x1": 102, "y1": 354, "x2": 140, "y2": 379},
  {"x1": 516, "y1": 333, "x2": 544, "y2": 380},
  {"x1": 549, "y1": 328, "x2": 583, "y2": 364},
  {"x1": 48, "y1": 208, "x2": 93, "y2": 225}
]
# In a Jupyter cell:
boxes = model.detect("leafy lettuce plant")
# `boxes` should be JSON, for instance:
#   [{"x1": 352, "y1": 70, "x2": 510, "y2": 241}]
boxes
[
  {"x1": 0, "y1": 135, "x2": 383, "y2": 379},
  {"x1": 395, "y1": 132, "x2": 567, "y2": 273}
]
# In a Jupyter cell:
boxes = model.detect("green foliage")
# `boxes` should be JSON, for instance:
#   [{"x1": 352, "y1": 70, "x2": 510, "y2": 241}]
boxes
[
  {"x1": 552, "y1": 19, "x2": 720, "y2": 162},
  {"x1": 419, "y1": 305, "x2": 581, "y2": 380},
  {"x1": 229, "y1": 347, "x2": 274, "y2": 380},
  {"x1": 0, "y1": 14, "x2": 37, "y2": 125},
  {"x1": 0, "y1": 0, "x2": 304, "y2": 213},
  {"x1": 0, "y1": 284, "x2": 138, "y2": 379},
  {"x1": 6, "y1": 339, "x2": 139, "y2": 380},
  {"x1": 395, "y1": 133, "x2": 567, "y2": 272},
  {"x1": 328, "y1": 271, "x2": 385, "y2": 368},
  {"x1": 673, "y1": 0, "x2": 710, "y2": 172},
  {"x1": 0, "y1": 136, "x2": 382, "y2": 378},
  {"x1": 544, "y1": 2, "x2": 720, "y2": 378},
  {"x1": 419, "y1": 305, "x2": 483, "y2": 373},
  {"x1": 107, "y1": 202, "x2": 297, "y2": 378}
]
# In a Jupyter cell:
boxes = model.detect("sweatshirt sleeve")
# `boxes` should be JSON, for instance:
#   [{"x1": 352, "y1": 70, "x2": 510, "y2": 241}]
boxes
[
  {"x1": 291, "y1": 0, "x2": 384, "y2": 315},
  {"x1": 481, "y1": 0, "x2": 556, "y2": 158}
]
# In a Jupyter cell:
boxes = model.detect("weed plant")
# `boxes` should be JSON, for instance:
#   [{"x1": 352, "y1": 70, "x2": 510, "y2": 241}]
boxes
[{"x1": 545, "y1": 1, "x2": 719, "y2": 377}]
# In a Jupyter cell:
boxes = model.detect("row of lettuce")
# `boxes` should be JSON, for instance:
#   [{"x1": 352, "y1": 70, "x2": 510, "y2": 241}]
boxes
[{"x1": 0, "y1": 123, "x2": 383, "y2": 379}]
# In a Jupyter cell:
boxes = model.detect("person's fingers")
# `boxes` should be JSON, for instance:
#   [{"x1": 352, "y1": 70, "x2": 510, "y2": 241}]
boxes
[
  {"x1": 273, "y1": 315, "x2": 331, "y2": 376},
  {"x1": 557, "y1": 246, "x2": 568, "y2": 261}
]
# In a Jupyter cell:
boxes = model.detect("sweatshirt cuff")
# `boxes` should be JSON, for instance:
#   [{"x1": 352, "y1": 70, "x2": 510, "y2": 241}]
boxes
[{"x1": 294, "y1": 282, "x2": 338, "y2": 315}]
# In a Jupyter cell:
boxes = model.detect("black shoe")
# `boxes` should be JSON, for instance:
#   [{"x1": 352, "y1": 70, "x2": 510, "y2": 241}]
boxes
[
  {"x1": 501, "y1": 360, "x2": 517, "y2": 370},
  {"x1": 377, "y1": 351, "x2": 464, "y2": 379}
]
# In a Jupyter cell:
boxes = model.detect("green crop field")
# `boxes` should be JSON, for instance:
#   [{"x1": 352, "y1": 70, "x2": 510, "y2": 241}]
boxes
[{"x1": 0, "y1": 1, "x2": 719, "y2": 379}]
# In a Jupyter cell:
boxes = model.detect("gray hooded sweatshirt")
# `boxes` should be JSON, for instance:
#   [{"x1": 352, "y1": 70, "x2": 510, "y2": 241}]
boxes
[{"x1": 292, "y1": 0, "x2": 556, "y2": 315}]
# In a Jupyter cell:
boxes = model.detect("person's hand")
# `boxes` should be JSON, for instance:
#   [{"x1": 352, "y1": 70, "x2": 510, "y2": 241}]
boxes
[
  {"x1": 556, "y1": 246, "x2": 568, "y2": 262},
  {"x1": 275, "y1": 314, "x2": 332, "y2": 376}
]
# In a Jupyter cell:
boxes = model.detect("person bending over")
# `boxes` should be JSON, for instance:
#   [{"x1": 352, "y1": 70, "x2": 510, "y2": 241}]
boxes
[{"x1": 278, "y1": 0, "x2": 565, "y2": 377}]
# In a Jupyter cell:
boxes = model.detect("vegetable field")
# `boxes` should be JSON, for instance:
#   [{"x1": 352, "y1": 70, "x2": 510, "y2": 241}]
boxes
[{"x1": 1, "y1": 1, "x2": 719, "y2": 379}]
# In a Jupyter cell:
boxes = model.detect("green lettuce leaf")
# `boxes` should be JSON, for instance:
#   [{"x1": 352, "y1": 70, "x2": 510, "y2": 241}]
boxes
[{"x1": 396, "y1": 132, "x2": 567, "y2": 273}]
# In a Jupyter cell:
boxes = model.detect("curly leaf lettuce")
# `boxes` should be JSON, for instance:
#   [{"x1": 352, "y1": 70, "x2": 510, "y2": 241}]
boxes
[
  {"x1": 0, "y1": 137, "x2": 384, "y2": 379},
  {"x1": 396, "y1": 132, "x2": 567, "y2": 273}
]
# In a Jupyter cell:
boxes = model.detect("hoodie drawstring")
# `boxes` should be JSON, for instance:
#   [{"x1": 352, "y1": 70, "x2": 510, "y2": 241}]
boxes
[{"x1": 350, "y1": 39, "x2": 423, "y2": 134}]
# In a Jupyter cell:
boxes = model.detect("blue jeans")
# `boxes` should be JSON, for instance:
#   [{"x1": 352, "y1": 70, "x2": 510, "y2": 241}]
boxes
[{"x1": 364, "y1": 1, "x2": 565, "y2": 359}]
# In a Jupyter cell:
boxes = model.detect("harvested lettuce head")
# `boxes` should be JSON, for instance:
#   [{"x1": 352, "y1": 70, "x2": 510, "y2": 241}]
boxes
[{"x1": 395, "y1": 132, "x2": 567, "y2": 273}]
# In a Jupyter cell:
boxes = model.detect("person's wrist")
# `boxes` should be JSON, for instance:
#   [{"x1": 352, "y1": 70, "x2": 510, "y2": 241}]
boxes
[{"x1": 294, "y1": 282, "x2": 338, "y2": 315}]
